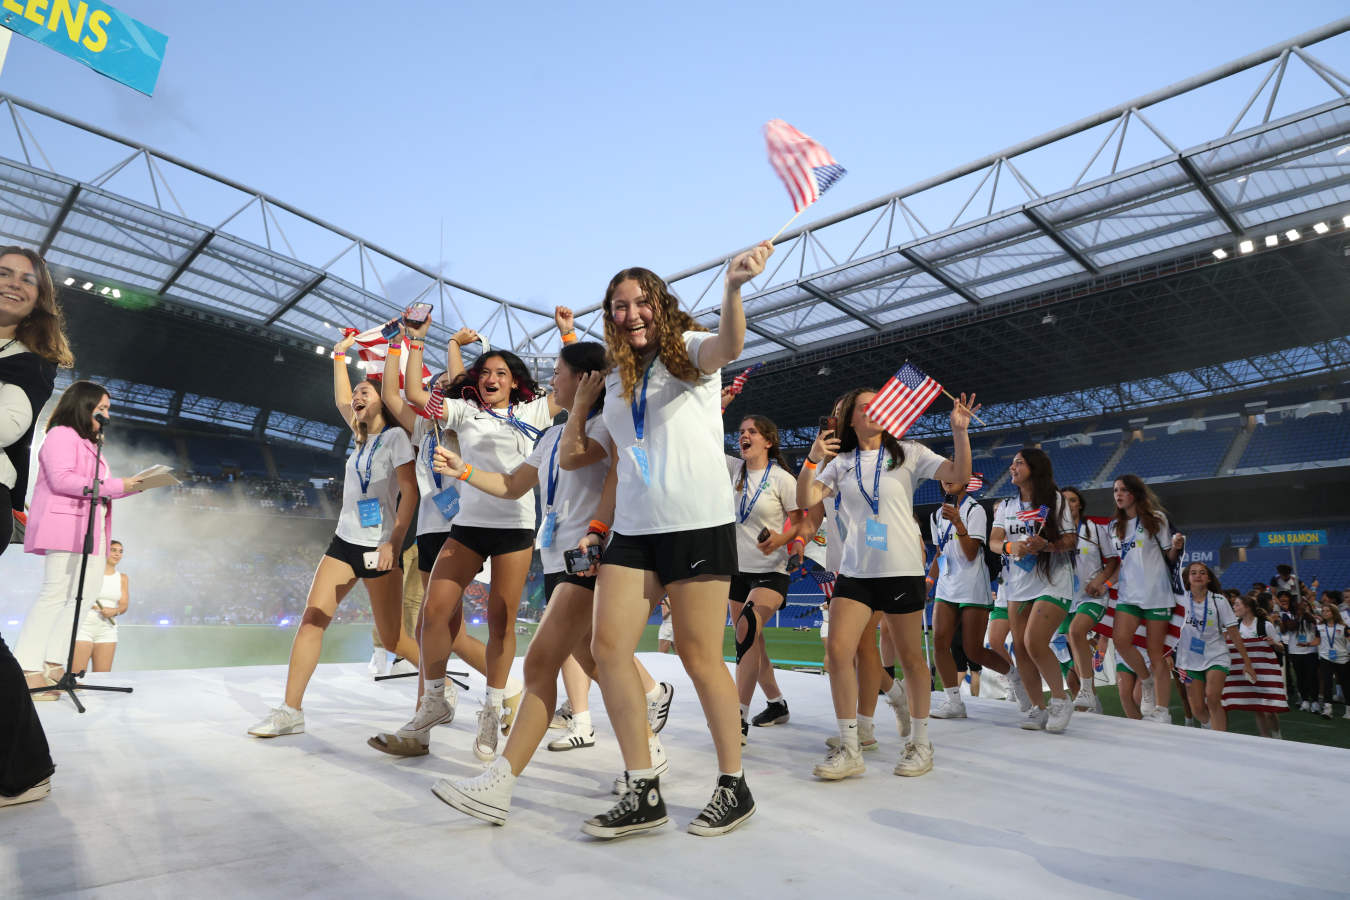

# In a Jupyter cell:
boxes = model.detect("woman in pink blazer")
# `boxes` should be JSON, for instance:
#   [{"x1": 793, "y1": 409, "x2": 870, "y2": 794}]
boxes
[{"x1": 17, "y1": 381, "x2": 145, "y2": 694}]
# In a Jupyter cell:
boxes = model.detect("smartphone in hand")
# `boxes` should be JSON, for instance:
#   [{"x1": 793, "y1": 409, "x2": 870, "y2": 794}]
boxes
[{"x1": 404, "y1": 302, "x2": 433, "y2": 326}]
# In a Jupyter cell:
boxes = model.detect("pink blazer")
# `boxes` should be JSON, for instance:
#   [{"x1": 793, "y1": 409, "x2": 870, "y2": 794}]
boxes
[{"x1": 24, "y1": 425, "x2": 132, "y2": 557}]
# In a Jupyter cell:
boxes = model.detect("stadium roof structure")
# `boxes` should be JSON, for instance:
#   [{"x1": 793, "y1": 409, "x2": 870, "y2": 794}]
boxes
[{"x1": 529, "y1": 18, "x2": 1350, "y2": 437}]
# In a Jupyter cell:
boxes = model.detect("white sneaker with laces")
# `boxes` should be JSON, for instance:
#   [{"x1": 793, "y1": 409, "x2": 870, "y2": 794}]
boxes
[
  {"x1": 474, "y1": 706, "x2": 501, "y2": 761},
  {"x1": 826, "y1": 720, "x2": 877, "y2": 751},
  {"x1": 432, "y1": 757, "x2": 515, "y2": 826},
  {"x1": 1019, "y1": 706, "x2": 1048, "y2": 731},
  {"x1": 647, "y1": 682, "x2": 674, "y2": 734},
  {"x1": 1145, "y1": 706, "x2": 1172, "y2": 725},
  {"x1": 893, "y1": 740, "x2": 933, "y2": 777},
  {"x1": 1072, "y1": 683, "x2": 1096, "y2": 712},
  {"x1": 547, "y1": 716, "x2": 596, "y2": 751},
  {"x1": 886, "y1": 687, "x2": 912, "y2": 738},
  {"x1": 1046, "y1": 696, "x2": 1072, "y2": 734},
  {"x1": 369, "y1": 691, "x2": 456, "y2": 756},
  {"x1": 1007, "y1": 667, "x2": 1032, "y2": 713},
  {"x1": 367, "y1": 649, "x2": 384, "y2": 676},
  {"x1": 550, "y1": 698, "x2": 574, "y2": 729},
  {"x1": 248, "y1": 705, "x2": 305, "y2": 738},
  {"x1": 931, "y1": 695, "x2": 967, "y2": 719},
  {"x1": 611, "y1": 735, "x2": 670, "y2": 795},
  {"x1": 812, "y1": 745, "x2": 864, "y2": 780},
  {"x1": 1140, "y1": 677, "x2": 1157, "y2": 716}
]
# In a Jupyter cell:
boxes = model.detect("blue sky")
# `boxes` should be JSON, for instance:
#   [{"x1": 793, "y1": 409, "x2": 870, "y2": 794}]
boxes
[{"x1": 1, "y1": 1, "x2": 1347, "y2": 326}]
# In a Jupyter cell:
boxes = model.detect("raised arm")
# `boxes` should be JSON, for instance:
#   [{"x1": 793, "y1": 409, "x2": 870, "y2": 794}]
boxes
[
  {"x1": 932, "y1": 392, "x2": 978, "y2": 486},
  {"x1": 558, "y1": 371, "x2": 607, "y2": 470},
  {"x1": 432, "y1": 445, "x2": 541, "y2": 500},
  {"x1": 402, "y1": 319, "x2": 433, "y2": 409},
  {"x1": 333, "y1": 333, "x2": 358, "y2": 421},
  {"x1": 696, "y1": 241, "x2": 773, "y2": 374},
  {"x1": 795, "y1": 427, "x2": 839, "y2": 510},
  {"x1": 380, "y1": 337, "x2": 417, "y2": 433}
]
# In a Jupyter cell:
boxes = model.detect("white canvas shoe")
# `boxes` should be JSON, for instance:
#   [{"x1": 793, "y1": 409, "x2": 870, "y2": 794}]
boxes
[
  {"x1": 248, "y1": 705, "x2": 304, "y2": 738},
  {"x1": 433, "y1": 757, "x2": 515, "y2": 826},
  {"x1": 812, "y1": 745, "x2": 864, "y2": 780}
]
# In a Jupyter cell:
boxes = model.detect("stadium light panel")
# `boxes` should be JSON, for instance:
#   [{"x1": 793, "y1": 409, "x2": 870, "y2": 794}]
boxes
[
  {"x1": 315, "y1": 345, "x2": 324, "y2": 354},
  {"x1": 1239, "y1": 240, "x2": 1254, "y2": 254},
  {"x1": 100, "y1": 286, "x2": 110, "y2": 295},
  {"x1": 1343, "y1": 215, "x2": 1350, "y2": 228},
  {"x1": 1212, "y1": 248, "x2": 1227, "y2": 259},
  {"x1": 1265, "y1": 235, "x2": 1279, "y2": 247},
  {"x1": 63, "y1": 277, "x2": 74, "y2": 286},
  {"x1": 1313, "y1": 222, "x2": 1329, "y2": 234},
  {"x1": 81, "y1": 282, "x2": 93, "y2": 290},
  {"x1": 1285, "y1": 229, "x2": 1300, "y2": 241},
  {"x1": 111, "y1": 289, "x2": 121, "y2": 299}
]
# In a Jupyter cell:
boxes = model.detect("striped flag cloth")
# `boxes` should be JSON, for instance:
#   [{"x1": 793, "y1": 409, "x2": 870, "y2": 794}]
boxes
[
  {"x1": 764, "y1": 119, "x2": 847, "y2": 213},
  {"x1": 1091, "y1": 600, "x2": 1185, "y2": 651},
  {"x1": 726, "y1": 363, "x2": 762, "y2": 398},
  {"x1": 423, "y1": 385, "x2": 445, "y2": 420},
  {"x1": 1221, "y1": 637, "x2": 1288, "y2": 712},
  {"x1": 807, "y1": 566, "x2": 836, "y2": 600},
  {"x1": 866, "y1": 362, "x2": 942, "y2": 440},
  {"x1": 1017, "y1": 505, "x2": 1049, "y2": 523},
  {"x1": 342, "y1": 325, "x2": 432, "y2": 391},
  {"x1": 966, "y1": 472, "x2": 984, "y2": 493}
]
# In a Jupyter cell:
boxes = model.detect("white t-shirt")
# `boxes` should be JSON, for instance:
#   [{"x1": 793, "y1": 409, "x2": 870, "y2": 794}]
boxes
[
  {"x1": 1114, "y1": 513, "x2": 1176, "y2": 611},
  {"x1": 1174, "y1": 591, "x2": 1238, "y2": 672},
  {"x1": 821, "y1": 498, "x2": 845, "y2": 574},
  {"x1": 335, "y1": 426, "x2": 415, "y2": 547},
  {"x1": 1287, "y1": 618, "x2": 1318, "y2": 655},
  {"x1": 992, "y1": 496, "x2": 1075, "y2": 604},
  {"x1": 1072, "y1": 519, "x2": 1120, "y2": 605},
  {"x1": 438, "y1": 396, "x2": 553, "y2": 529},
  {"x1": 525, "y1": 419, "x2": 609, "y2": 574},
  {"x1": 601, "y1": 332, "x2": 735, "y2": 536},
  {"x1": 1238, "y1": 617, "x2": 1273, "y2": 642},
  {"x1": 411, "y1": 417, "x2": 459, "y2": 536},
  {"x1": 726, "y1": 456, "x2": 800, "y2": 574},
  {"x1": 930, "y1": 497, "x2": 990, "y2": 606},
  {"x1": 814, "y1": 442, "x2": 944, "y2": 578},
  {"x1": 1316, "y1": 621, "x2": 1349, "y2": 662}
]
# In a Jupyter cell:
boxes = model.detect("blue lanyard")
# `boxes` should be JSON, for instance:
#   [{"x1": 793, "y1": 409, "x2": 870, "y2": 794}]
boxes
[
  {"x1": 545, "y1": 433, "x2": 561, "y2": 508},
  {"x1": 631, "y1": 360, "x2": 654, "y2": 442},
  {"x1": 1188, "y1": 593, "x2": 1210, "y2": 633},
  {"x1": 936, "y1": 498, "x2": 963, "y2": 552},
  {"x1": 738, "y1": 461, "x2": 775, "y2": 524},
  {"x1": 486, "y1": 403, "x2": 544, "y2": 443},
  {"x1": 1324, "y1": 624, "x2": 1339, "y2": 648},
  {"x1": 853, "y1": 449, "x2": 882, "y2": 517},
  {"x1": 353, "y1": 431, "x2": 384, "y2": 495},
  {"x1": 423, "y1": 427, "x2": 442, "y2": 489}
]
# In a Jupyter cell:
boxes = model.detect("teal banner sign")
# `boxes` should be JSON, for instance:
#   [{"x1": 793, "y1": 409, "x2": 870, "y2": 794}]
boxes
[
  {"x1": 0, "y1": 0, "x2": 166, "y2": 96},
  {"x1": 1258, "y1": 530, "x2": 1328, "y2": 548}
]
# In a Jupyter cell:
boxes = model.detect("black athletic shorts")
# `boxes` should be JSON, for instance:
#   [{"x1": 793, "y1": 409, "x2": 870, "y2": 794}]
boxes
[
  {"x1": 730, "y1": 571, "x2": 790, "y2": 609},
  {"x1": 449, "y1": 524, "x2": 534, "y2": 559},
  {"x1": 601, "y1": 523, "x2": 736, "y2": 588},
  {"x1": 417, "y1": 531, "x2": 452, "y2": 573},
  {"x1": 831, "y1": 574, "x2": 927, "y2": 615},
  {"x1": 543, "y1": 570, "x2": 597, "y2": 601},
  {"x1": 325, "y1": 534, "x2": 404, "y2": 579}
]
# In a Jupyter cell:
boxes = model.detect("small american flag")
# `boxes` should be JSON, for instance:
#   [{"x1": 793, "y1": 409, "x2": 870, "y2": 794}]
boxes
[
  {"x1": 764, "y1": 119, "x2": 847, "y2": 213},
  {"x1": 866, "y1": 362, "x2": 942, "y2": 440},
  {"x1": 727, "y1": 363, "x2": 762, "y2": 399},
  {"x1": 343, "y1": 325, "x2": 431, "y2": 391},
  {"x1": 423, "y1": 385, "x2": 445, "y2": 420},
  {"x1": 1016, "y1": 505, "x2": 1049, "y2": 523},
  {"x1": 810, "y1": 569, "x2": 836, "y2": 600},
  {"x1": 966, "y1": 472, "x2": 984, "y2": 493}
]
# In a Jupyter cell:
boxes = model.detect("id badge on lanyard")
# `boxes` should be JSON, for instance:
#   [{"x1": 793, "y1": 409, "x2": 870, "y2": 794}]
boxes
[
  {"x1": 355, "y1": 433, "x2": 385, "y2": 528},
  {"x1": 629, "y1": 362, "x2": 654, "y2": 486},
  {"x1": 855, "y1": 450, "x2": 886, "y2": 551},
  {"x1": 431, "y1": 487, "x2": 460, "y2": 520},
  {"x1": 540, "y1": 436, "x2": 562, "y2": 549},
  {"x1": 1188, "y1": 596, "x2": 1209, "y2": 655},
  {"x1": 423, "y1": 425, "x2": 459, "y2": 520},
  {"x1": 357, "y1": 497, "x2": 382, "y2": 528}
]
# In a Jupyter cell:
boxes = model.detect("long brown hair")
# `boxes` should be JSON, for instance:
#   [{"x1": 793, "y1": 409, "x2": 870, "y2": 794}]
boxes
[
  {"x1": 1113, "y1": 473, "x2": 1166, "y2": 540},
  {"x1": 2, "y1": 246, "x2": 73, "y2": 368},
  {"x1": 1015, "y1": 447, "x2": 1064, "y2": 578},
  {"x1": 736, "y1": 414, "x2": 791, "y2": 490},
  {"x1": 602, "y1": 267, "x2": 706, "y2": 400},
  {"x1": 47, "y1": 380, "x2": 108, "y2": 442},
  {"x1": 1186, "y1": 561, "x2": 1221, "y2": 594},
  {"x1": 836, "y1": 387, "x2": 904, "y2": 469}
]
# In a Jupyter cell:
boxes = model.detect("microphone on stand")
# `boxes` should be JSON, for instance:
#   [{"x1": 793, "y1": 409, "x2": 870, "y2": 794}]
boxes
[{"x1": 94, "y1": 413, "x2": 109, "y2": 426}]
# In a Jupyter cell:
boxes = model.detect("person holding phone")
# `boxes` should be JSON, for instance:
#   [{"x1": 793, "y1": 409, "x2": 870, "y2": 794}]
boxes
[
  {"x1": 1109, "y1": 474, "x2": 1184, "y2": 724},
  {"x1": 249, "y1": 335, "x2": 417, "y2": 738},
  {"x1": 1061, "y1": 487, "x2": 1120, "y2": 713},
  {"x1": 797, "y1": 385, "x2": 978, "y2": 780},
  {"x1": 564, "y1": 244, "x2": 772, "y2": 839},
  {"x1": 427, "y1": 341, "x2": 674, "y2": 825},
  {"x1": 1175, "y1": 562, "x2": 1254, "y2": 732},
  {"x1": 726, "y1": 414, "x2": 801, "y2": 739},
  {"x1": 367, "y1": 325, "x2": 512, "y2": 756},
  {"x1": 988, "y1": 449, "x2": 1078, "y2": 733},
  {"x1": 926, "y1": 477, "x2": 1009, "y2": 720},
  {"x1": 401, "y1": 320, "x2": 566, "y2": 761}
]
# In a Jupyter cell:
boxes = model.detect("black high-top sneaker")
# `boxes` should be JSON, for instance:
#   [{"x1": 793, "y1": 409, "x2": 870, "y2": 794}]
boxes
[
  {"x1": 687, "y1": 773, "x2": 755, "y2": 836},
  {"x1": 581, "y1": 775, "x2": 668, "y2": 839},
  {"x1": 751, "y1": 698, "x2": 789, "y2": 726}
]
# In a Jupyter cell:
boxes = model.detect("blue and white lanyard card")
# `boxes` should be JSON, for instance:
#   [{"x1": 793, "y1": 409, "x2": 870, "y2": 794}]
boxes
[
  {"x1": 855, "y1": 450, "x2": 887, "y2": 551},
  {"x1": 628, "y1": 362, "x2": 654, "y2": 486}
]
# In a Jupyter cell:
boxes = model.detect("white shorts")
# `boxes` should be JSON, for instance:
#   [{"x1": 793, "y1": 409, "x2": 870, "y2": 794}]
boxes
[
  {"x1": 820, "y1": 622, "x2": 829, "y2": 640},
  {"x1": 76, "y1": 611, "x2": 118, "y2": 644},
  {"x1": 658, "y1": 621, "x2": 674, "y2": 642}
]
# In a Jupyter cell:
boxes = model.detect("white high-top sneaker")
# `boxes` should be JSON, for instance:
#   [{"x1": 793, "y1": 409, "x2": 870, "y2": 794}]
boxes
[{"x1": 432, "y1": 757, "x2": 516, "y2": 826}]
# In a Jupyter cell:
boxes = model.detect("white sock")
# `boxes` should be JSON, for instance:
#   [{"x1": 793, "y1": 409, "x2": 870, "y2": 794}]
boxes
[
  {"x1": 857, "y1": 714, "x2": 873, "y2": 730},
  {"x1": 721, "y1": 769, "x2": 743, "y2": 780},
  {"x1": 645, "y1": 683, "x2": 662, "y2": 702},
  {"x1": 837, "y1": 718, "x2": 859, "y2": 752},
  {"x1": 740, "y1": 703, "x2": 750, "y2": 720},
  {"x1": 573, "y1": 709, "x2": 592, "y2": 729},
  {"x1": 765, "y1": 692, "x2": 783, "y2": 704},
  {"x1": 945, "y1": 686, "x2": 960, "y2": 700},
  {"x1": 281, "y1": 702, "x2": 301, "y2": 714},
  {"x1": 628, "y1": 766, "x2": 657, "y2": 781},
  {"x1": 911, "y1": 716, "x2": 929, "y2": 746},
  {"x1": 486, "y1": 686, "x2": 504, "y2": 712},
  {"x1": 425, "y1": 678, "x2": 445, "y2": 698}
]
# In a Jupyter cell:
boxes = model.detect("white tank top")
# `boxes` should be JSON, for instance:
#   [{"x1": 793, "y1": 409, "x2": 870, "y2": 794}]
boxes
[{"x1": 95, "y1": 571, "x2": 121, "y2": 612}]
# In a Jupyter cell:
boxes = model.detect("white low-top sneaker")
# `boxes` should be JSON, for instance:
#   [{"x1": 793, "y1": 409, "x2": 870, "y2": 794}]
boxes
[{"x1": 248, "y1": 705, "x2": 304, "y2": 738}]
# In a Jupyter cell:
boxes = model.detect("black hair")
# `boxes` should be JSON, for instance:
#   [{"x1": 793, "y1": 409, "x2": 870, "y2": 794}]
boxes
[
  {"x1": 558, "y1": 340, "x2": 608, "y2": 411},
  {"x1": 449, "y1": 350, "x2": 541, "y2": 408},
  {"x1": 46, "y1": 380, "x2": 108, "y2": 442}
]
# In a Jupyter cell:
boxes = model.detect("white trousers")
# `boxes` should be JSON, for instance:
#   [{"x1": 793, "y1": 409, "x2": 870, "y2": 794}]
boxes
[{"x1": 14, "y1": 550, "x2": 106, "y2": 672}]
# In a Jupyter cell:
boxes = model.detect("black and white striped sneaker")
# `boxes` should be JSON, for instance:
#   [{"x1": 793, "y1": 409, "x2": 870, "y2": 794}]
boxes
[
  {"x1": 547, "y1": 718, "x2": 596, "y2": 751},
  {"x1": 582, "y1": 776, "x2": 668, "y2": 839},
  {"x1": 687, "y1": 774, "x2": 755, "y2": 836},
  {"x1": 647, "y1": 682, "x2": 674, "y2": 734}
]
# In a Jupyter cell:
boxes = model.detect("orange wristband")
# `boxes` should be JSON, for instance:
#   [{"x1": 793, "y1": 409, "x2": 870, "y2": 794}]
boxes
[
  {"x1": 587, "y1": 519, "x2": 610, "y2": 537},
  {"x1": 457, "y1": 464, "x2": 473, "y2": 482},
  {"x1": 561, "y1": 331, "x2": 578, "y2": 344},
  {"x1": 803, "y1": 458, "x2": 818, "y2": 470}
]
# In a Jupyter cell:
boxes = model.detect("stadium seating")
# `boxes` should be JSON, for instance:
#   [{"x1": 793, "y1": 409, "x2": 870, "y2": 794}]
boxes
[
  {"x1": 186, "y1": 434, "x2": 268, "y2": 477},
  {"x1": 1237, "y1": 412, "x2": 1350, "y2": 470},
  {"x1": 1108, "y1": 422, "x2": 1239, "y2": 482}
]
